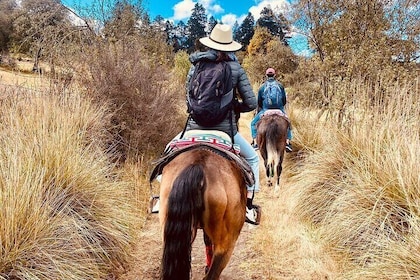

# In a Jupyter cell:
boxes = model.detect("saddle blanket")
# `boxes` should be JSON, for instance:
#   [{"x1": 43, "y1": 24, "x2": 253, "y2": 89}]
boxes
[
  {"x1": 169, "y1": 129, "x2": 240, "y2": 155},
  {"x1": 262, "y1": 109, "x2": 288, "y2": 120}
]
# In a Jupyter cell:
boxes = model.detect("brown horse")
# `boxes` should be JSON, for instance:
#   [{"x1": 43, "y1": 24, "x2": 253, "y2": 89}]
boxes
[
  {"x1": 158, "y1": 147, "x2": 248, "y2": 280},
  {"x1": 256, "y1": 111, "x2": 289, "y2": 192}
]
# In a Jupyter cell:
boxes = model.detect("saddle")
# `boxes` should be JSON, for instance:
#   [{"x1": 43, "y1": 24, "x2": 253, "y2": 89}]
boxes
[{"x1": 149, "y1": 130, "x2": 254, "y2": 187}]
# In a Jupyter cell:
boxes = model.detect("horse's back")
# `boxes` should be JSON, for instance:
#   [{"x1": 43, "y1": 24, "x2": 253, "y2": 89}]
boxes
[{"x1": 257, "y1": 114, "x2": 288, "y2": 155}]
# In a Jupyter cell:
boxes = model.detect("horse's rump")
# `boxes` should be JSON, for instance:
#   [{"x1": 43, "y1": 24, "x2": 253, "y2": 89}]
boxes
[
  {"x1": 256, "y1": 114, "x2": 288, "y2": 189},
  {"x1": 159, "y1": 148, "x2": 247, "y2": 279}
]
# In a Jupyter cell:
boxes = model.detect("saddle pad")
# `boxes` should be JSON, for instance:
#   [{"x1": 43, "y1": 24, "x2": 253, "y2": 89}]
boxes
[
  {"x1": 149, "y1": 143, "x2": 254, "y2": 187},
  {"x1": 169, "y1": 130, "x2": 240, "y2": 155},
  {"x1": 262, "y1": 109, "x2": 288, "y2": 119}
]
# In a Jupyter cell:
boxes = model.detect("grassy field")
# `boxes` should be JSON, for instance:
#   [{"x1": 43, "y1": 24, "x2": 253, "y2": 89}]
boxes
[{"x1": 1, "y1": 64, "x2": 419, "y2": 279}]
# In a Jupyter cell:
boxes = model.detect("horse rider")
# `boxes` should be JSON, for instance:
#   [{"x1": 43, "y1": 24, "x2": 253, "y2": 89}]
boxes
[
  {"x1": 185, "y1": 24, "x2": 261, "y2": 225},
  {"x1": 250, "y1": 67, "x2": 293, "y2": 152}
]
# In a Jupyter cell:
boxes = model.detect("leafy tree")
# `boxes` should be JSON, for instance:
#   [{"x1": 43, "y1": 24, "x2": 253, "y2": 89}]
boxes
[
  {"x1": 243, "y1": 26, "x2": 297, "y2": 84},
  {"x1": 11, "y1": 0, "x2": 72, "y2": 71},
  {"x1": 0, "y1": 0, "x2": 16, "y2": 52},
  {"x1": 256, "y1": 6, "x2": 285, "y2": 43},
  {"x1": 103, "y1": 0, "x2": 142, "y2": 41},
  {"x1": 186, "y1": 3, "x2": 207, "y2": 52},
  {"x1": 385, "y1": 0, "x2": 420, "y2": 64},
  {"x1": 207, "y1": 16, "x2": 218, "y2": 34},
  {"x1": 235, "y1": 12, "x2": 255, "y2": 49},
  {"x1": 246, "y1": 26, "x2": 273, "y2": 56}
]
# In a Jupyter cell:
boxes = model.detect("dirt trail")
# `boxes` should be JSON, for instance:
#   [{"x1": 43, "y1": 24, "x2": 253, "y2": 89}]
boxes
[{"x1": 122, "y1": 113, "x2": 334, "y2": 279}]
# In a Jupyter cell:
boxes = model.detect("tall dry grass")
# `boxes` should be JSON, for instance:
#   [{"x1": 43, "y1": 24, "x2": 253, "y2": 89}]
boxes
[
  {"x1": 0, "y1": 86, "x2": 140, "y2": 279},
  {"x1": 288, "y1": 76, "x2": 420, "y2": 278}
]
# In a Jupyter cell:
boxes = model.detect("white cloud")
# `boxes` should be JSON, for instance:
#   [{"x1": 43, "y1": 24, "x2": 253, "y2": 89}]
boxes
[
  {"x1": 172, "y1": 0, "x2": 195, "y2": 21},
  {"x1": 220, "y1": 13, "x2": 237, "y2": 26},
  {"x1": 171, "y1": 0, "x2": 225, "y2": 21},
  {"x1": 249, "y1": 0, "x2": 290, "y2": 20}
]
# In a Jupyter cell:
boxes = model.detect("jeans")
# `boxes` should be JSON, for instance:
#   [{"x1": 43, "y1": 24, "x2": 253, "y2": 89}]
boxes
[
  {"x1": 234, "y1": 132, "x2": 260, "y2": 193},
  {"x1": 250, "y1": 109, "x2": 292, "y2": 140}
]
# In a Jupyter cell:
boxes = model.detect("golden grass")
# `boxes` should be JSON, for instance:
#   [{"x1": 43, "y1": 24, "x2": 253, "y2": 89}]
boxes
[
  {"x1": 0, "y1": 86, "x2": 141, "y2": 279},
  {"x1": 288, "y1": 77, "x2": 420, "y2": 278},
  {"x1": 237, "y1": 110, "x2": 340, "y2": 279}
]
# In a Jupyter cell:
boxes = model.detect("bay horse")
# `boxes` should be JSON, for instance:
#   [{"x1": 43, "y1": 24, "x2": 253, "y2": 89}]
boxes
[
  {"x1": 256, "y1": 110, "x2": 289, "y2": 192},
  {"x1": 156, "y1": 142, "x2": 249, "y2": 279}
]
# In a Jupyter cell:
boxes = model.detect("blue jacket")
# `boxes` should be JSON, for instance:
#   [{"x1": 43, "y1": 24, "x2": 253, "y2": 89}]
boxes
[{"x1": 257, "y1": 77, "x2": 286, "y2": 113}]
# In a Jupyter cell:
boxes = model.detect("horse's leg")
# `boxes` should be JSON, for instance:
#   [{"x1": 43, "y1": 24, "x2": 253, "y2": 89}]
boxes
[
  {"x1": 274, "y1": 163, "x2": 282, "y2": 193},
  {"x1": 274, "y1": 150, "x2": 284, "y2": 192},
  {"x1": 203, "y1": 231, "x2": 213, "y2": 274},
  {"x1": 203, "y1": 238, "x2": 236, "y2": 280}
]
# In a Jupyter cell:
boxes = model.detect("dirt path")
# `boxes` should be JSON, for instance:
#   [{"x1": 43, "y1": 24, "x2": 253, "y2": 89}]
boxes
[
  {"x1": 122, "y1": 113, "x2": 336, "y2": 279},
  {"x1": 124, "y1": 212, "x2": 259, "y2": 280}
]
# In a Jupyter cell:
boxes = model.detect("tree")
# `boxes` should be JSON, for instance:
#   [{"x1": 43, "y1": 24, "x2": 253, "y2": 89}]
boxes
[
  {"x1": 207, "y1": 16, "x2": 218, "y2": 34},
  {"x1": 256, "y1": 6, "x2": 285, "y2": 43},
  {"x1": 103, "y1": 0, "x2": 142, "y2": 41},
  {"x1": 235, "y1": 12, "x2": 255, "y2": 49},
  {"x1": 11, "y1": 0, "x2": 72, "y2": 71},
  {"x1": 0, "y1": 0, "x2": 16, "y2": 52},
  {"x1": 186, "y1": 3, "x2": 207, "y2": 53},
  {"x1": 243, "y1": 26, "x2": 297, "y2": 84},
  {"x1": 171, "y1": 20, "x2": 188, "y2": 51},
  {"x1": 385, "y1": 0, "x2": 420, "y2": 64}
]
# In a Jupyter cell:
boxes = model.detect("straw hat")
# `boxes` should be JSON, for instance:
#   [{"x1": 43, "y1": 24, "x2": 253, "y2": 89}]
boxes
[{"x1": 199, "y1": 24, "x2": 242, "y2": 52}]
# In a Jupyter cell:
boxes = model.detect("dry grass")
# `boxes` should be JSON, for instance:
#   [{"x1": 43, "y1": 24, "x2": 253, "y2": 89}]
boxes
[
  {"x1": 0, "y1": 86, "x2": 140, "y2": 279},
  {"x1": 288, "y1": 76, "x2": 420, "y2": 278},
  {"x1": 235, "y1": 110, "x2": 340, "y2": 279}
]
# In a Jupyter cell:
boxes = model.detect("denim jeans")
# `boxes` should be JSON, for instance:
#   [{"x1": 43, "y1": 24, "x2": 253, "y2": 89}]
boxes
[
  {"x1": 250, "y1": 109, "x2": 292, "y2": 140},
  {"x1": 233, "y1": 132, "x2": 260, "y2": 193}
]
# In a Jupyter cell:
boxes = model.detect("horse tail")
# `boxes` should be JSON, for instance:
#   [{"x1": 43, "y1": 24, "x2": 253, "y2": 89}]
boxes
[
  {"x1": 266, "y1": 121, "x2": 281, "y2": 177},
  {"x1": 161, "y1": 164, "x2": 206, "y2": 280}
]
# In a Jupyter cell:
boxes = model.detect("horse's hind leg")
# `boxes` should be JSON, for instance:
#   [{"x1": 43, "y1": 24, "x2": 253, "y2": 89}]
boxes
[
  {"x1": 203, "y1": 240, "x2": 236, "y2": 280},
  {"x1": 203, "y1": 232, "x2": 213, "y2": 274},
  {"x1": 274, "y1": 163, "x2": 282, "y2": 193}
]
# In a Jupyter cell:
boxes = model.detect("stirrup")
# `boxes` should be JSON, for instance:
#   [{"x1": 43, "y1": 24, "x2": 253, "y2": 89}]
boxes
[
  {"x1": 149, "y1": 196, "x2": 160, "y2": 214},
  {"x1": 245, "y1": 205, "x2": 261, "y2": 225}
]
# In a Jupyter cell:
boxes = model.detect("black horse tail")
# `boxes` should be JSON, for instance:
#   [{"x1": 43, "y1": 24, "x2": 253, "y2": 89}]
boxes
[{"x1": 161, "y1": 164, "x2": 206, "y2": 280}]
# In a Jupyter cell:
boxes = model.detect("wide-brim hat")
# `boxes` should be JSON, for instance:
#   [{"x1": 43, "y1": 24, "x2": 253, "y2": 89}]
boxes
[{"x1": 199, "y1": 24, "x2": 242, "y2": 52}]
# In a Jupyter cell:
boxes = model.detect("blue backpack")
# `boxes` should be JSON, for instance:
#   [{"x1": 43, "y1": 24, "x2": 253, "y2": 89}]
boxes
[{"x1": 263, "y1": 80, "x2": 283, "y2": 109}]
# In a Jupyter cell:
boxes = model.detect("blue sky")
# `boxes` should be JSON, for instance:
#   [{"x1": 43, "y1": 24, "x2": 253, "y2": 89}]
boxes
[
  {"x1": 143, "y1": 0, "x2": 311, "y2": 56},
  {"x1": 144, "y1": 0, "x2": 291, "y2": 27}
]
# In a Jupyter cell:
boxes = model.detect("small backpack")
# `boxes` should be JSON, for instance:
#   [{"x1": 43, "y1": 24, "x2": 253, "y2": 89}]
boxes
[
  {"x1": 263, "y1": 80, "x2": 283, "y2": 109},
  {"x1": 187, "y1": 60, "x2": 233, "y2": 127}
]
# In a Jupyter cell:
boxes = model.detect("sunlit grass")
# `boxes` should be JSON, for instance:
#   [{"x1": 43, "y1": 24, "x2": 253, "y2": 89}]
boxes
[
  {"x1": 288, "y1": 76, "x2": 420, "y2": 278},
  {"x1": 0, "y1": 87, "x2": 140, "y2": 279}
]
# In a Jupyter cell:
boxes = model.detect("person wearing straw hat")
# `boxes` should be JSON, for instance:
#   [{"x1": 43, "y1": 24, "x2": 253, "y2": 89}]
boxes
[{"x1": 185, "y1": 23, "x2": 261, "y2": 225}]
